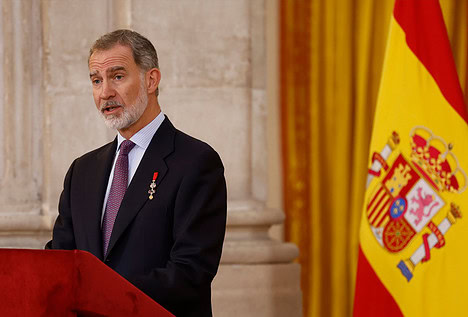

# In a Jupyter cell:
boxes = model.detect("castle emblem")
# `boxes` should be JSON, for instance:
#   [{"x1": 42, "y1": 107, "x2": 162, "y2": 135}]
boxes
[{"x1": 365, "y1": 126, "x2": 466, "y2": 281}]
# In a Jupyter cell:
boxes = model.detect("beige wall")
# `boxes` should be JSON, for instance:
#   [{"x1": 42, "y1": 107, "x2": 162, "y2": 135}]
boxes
[{"x1": 0, "y1": 1, "x2": 300, "y2": 315}]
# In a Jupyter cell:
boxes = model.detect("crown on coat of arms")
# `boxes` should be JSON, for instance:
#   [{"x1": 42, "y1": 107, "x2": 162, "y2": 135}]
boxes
[{"x1": 409, "y1": 126, "x2": 467, "y2": 194}]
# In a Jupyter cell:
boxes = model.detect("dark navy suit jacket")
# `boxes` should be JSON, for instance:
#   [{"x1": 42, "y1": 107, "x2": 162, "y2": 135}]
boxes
[{"x1": 47, "y1": 117, "x2": 227, "y2": 316}]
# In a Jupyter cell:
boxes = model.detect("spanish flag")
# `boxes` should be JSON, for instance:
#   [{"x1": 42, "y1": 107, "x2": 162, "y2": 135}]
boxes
[{"x1": 354, "y1": 0, "x2": 468, "y2": 316}]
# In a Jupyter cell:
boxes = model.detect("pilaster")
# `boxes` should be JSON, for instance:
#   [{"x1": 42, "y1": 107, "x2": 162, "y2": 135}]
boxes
[{"x1": 0, "y1": 0, "x2": 47, "y2": 247}]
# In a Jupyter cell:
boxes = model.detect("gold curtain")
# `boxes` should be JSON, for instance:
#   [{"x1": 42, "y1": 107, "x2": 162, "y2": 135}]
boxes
[{"x1": 280, "y1": 1, "x2": 468, "y2": 316}]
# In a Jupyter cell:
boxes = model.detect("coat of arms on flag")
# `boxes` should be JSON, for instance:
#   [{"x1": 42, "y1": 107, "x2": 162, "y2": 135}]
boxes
[{"x1": 365, "y1": 126, "x2": 466, "y2": 282}]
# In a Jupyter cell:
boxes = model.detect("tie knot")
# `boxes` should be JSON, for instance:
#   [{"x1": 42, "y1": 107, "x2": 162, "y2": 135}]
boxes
[{"x1": 119, "y1": 140, "x2": 135, "y2": 156}]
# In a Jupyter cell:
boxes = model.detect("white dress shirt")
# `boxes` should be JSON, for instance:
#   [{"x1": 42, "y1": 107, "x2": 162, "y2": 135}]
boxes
[{"x1": 101, "y1": 111, "x2": 165, "y2": 223}]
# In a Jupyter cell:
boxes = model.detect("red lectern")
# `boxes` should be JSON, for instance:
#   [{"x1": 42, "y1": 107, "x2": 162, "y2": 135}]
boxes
[{"x1": 0, "y1": 249, "x2": 174, "y2": 316}]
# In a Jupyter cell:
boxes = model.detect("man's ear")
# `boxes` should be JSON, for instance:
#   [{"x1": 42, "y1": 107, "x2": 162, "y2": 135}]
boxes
[{"x1": 146, "y1": 68, "x2": 161, "y2": 94}]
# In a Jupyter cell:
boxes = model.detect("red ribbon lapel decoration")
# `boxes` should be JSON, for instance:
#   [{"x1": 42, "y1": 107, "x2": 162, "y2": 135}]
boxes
[{"x1": 148, "y1": 172, "x2": 158, "y2": 200}]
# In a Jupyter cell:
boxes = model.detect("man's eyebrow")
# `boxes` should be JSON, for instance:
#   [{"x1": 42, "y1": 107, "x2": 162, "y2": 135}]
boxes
[
  {"x1": 108, "y1": 66, "x2": 126, "y2": 73},
  {"x1": 89, "y1": 70, "x2": 99, "y2": 78},
  {"x1": 89, "y1": 66, "x2": 126, "y2": 78}
]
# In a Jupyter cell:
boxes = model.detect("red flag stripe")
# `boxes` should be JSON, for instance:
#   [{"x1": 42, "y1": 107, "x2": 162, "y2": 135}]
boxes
[
  {"x1": 353, "y1": 247, "x2": 403, "y2": 317},
  {"x1": 367, "y1": 185, "x2": 384, "y2": 210},
  {"x1": 393, "y1": 0, "x2": 468, "y2": 123},
  {"x1": 368, "y1": 191, "x2": 389, "y2": 221},
  {"x1": 370, "y1": 200, "x2": 390, "y2": 227},
  {"x1": 375, "y1": 212, "x2": 390, "y2": 228}
]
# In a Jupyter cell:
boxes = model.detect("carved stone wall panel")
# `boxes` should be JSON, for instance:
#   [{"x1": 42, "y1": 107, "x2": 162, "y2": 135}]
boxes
[
  {"x1": 251, "y1": 88, "x2": 268, "y2": 201},
  {"x1": 0, "y1": 231, "x2": 51, "y2": 249},
  {"x1": 133, "y1": 0, "x2": 251, "y2": 89},
  {"x1": 250, "y1": 0, "x2": 268, "y2": 202},
  {"x1": 0, "y1": 2, "x2": 4, "y2": 183},
  {"x1": 107, "y1": 0, "x2": 132, "y2": 30},
  {"x1": 159, "y1": 87, "x2": 250, "y2": 200},
  {"x1": 0, "y1": 0, "x2": 42, "y2": 215},
  {"x1": 212, "y1": 263, "x2": 302, "y2": 316},
  {"x1": 132, "y1": 0, "x2": 252, "y2": 200},
  {"x1": 41, "y1": 0, "x2": 115, "y2": 215}
]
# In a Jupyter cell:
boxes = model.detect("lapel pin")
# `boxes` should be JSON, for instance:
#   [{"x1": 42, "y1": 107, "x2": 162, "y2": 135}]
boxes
[{"x1": 148, "y1": 172, "x2": 158, "y2": 200}]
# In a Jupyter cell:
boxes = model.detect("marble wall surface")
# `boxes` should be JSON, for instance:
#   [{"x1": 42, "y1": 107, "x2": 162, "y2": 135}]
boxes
[{"x1": 0, "y1": 0, "x2": 301, "y2": 315}]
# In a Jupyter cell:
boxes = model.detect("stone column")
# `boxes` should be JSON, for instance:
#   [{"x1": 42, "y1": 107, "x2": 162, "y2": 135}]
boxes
[
  {"x1": 41, "y1": 0, "x2": 119, "y2": 229},
  {"x1": 0, "y1": 0, "x2": 49, "y2": 247},
  {"x1": 210, "y1": 1, "x2": 302, "y2": 315},
  {"x1": 131, "y1": 0, "x2": 301, "y2": 315}
]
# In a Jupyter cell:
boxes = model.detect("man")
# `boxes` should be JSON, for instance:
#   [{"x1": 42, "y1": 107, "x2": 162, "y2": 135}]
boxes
[{"x1": 46, "y1": 29, "x2": 227, "y2": 317}]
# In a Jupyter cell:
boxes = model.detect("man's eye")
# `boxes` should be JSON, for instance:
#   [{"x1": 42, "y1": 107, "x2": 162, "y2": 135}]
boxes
[
  {"x1": 92, "y1": 79, "x2": 101, "y2": 85},
  {"x1": 115, "y1": 75, "x2": 123, "y2": 80}
]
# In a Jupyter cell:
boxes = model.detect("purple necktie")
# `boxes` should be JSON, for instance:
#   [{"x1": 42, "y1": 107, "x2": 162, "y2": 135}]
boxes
[{"x1": 102, "y1": 140, "x2": 135, "y2": 256}]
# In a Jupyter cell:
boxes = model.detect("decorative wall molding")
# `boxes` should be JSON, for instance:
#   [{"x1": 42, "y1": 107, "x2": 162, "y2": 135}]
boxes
[
  {"x1": 0, "y1": 0, "x2": 43, "y2": 217},
  {"x1": 107, "y1": 0, "x2": 132, "y2": 31}
]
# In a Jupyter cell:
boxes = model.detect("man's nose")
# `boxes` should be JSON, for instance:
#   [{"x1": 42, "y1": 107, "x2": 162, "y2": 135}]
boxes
[{"x1": 99, "y1": 80, "x2": 116, "y2": 99}]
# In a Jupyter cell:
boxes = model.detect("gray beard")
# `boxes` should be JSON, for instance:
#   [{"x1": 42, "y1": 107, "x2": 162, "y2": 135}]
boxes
[{"x1": 98, "y1": 79, "x2": 148, "y2": 130}]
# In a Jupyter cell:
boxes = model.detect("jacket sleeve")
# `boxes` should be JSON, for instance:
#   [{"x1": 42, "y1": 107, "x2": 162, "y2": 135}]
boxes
[
  {"x1": 127, "y1": 147, "x2": 227, "y2": 310},
  {"x1": 45, "y1": 160, "x2": 77, "y2": 250}
]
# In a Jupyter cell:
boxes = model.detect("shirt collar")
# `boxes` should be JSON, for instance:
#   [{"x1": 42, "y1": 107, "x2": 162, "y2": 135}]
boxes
[{"x1": 116, "y1": 111, "x2": 165, "y2": 151}]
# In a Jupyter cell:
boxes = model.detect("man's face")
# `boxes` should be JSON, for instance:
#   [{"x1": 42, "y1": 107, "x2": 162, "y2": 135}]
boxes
[{"x1": 89, "y1": 44, "x2": 148, "y2": 130}]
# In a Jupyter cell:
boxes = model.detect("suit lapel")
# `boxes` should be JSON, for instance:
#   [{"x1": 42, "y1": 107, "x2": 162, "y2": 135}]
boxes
[
  {"x1": 83, "y1": 139, "x2": 117, "y2": 260},
  {"x1": 105, "y1": 117, "x2": 175, "y2": 259}
]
